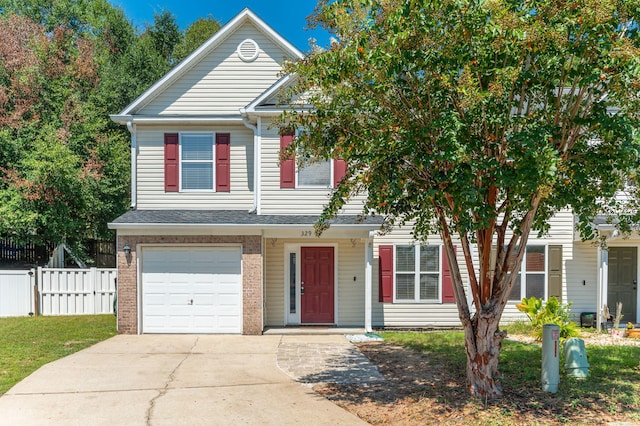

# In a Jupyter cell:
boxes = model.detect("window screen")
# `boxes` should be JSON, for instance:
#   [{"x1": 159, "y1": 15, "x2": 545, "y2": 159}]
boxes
[{"x1": 181, "y1": 133, "x2": 214, "y2": 190}]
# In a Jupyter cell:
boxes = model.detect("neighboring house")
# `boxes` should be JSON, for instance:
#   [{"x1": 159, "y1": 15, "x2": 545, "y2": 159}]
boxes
[{"x1": 109, "y1": 8, "x2": 638, "y2": 335}]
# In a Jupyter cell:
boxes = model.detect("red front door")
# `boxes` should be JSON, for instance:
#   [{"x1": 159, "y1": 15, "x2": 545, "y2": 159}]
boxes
[{"x1": 301, "y1": 247, "x2": 335, "y2": 323}]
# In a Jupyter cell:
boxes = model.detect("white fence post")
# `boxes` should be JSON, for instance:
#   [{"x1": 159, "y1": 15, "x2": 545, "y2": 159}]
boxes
[
  {"x1": 37, "y1": 266, "x2": 44, "y2": 315},
  {"x1": 90, "y1": 267, "x2": 96, "y2": 315}
]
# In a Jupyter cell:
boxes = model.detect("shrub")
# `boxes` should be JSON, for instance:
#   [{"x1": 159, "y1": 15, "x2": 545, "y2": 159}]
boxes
[{"x1": 516, "y1": 296, "x2": 580, "y2": 341}]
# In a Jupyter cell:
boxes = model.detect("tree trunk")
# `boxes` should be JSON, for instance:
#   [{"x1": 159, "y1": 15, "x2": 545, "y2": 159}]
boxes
[{"x1": 463, "y1": 311, "x2": 507, "y2": 399}]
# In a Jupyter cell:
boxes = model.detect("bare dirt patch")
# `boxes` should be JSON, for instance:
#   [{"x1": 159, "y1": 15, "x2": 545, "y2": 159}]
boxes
[{"x1": 313, "y1": 340, "x2": 640, "y2": 425}]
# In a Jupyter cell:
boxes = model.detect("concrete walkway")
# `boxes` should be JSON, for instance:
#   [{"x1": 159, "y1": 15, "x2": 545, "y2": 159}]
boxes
[
  {"x1": 276, "y1": 335, "x2": 385, "y2": 385},
  {"x1": 0, "y1": 335, "x2": 371, "y2": 425}
]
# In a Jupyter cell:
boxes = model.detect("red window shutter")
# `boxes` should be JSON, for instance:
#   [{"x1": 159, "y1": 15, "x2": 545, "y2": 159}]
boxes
[
  {"x1": 379, "y1": 245, "x2": 394, "y2": 303},
  {"x1": 164, "y1": 133, "x2": 179, "y2": 192},
  {"x1": 333, "y1": 158, "x2": 347, "y2": 188},
  {"x1": 442, "y1": 245, "x2": 456, "y2": 303},
  {"x1": 280, "y1": 132, "x2": 295, "y2": 188},
  {"x1": 216, "y1": 133, "x2": 230, "y2": 192}
]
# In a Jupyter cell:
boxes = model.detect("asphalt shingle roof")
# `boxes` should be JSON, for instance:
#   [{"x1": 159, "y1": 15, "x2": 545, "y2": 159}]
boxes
[{"x1": 110, "y1": 210, "x2": 384, "y2": 227}]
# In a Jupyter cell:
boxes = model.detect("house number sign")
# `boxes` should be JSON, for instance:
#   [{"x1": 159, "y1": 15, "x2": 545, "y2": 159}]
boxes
[{"x1": 300, "y1": 230, "x2": 313, "y2": 237}]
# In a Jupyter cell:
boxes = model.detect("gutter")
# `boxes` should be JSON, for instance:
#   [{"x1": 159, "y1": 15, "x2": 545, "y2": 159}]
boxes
[
  {"x1": 110, "y1": 115, "x2": 245, "y2": 125},
  {"x1": 126, "y1": 122, "x2": 137, "y2": 209},
  {"x1": 107, "y1": 222, "x2": 381, "y2": 231}
]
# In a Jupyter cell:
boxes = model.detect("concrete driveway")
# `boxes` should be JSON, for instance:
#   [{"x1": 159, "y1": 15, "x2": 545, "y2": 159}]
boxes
[{"x1": 0, "y1": 335, "x2": 368, "y2": 425}]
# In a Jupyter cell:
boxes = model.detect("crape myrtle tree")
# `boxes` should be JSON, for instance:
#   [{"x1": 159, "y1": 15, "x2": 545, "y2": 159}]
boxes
[{"x1": 281, "y1": 0, "x2": 640, "y2": 398}]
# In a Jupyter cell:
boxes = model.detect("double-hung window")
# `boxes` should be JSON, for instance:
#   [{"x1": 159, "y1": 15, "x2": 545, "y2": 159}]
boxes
[
  {"x1": 181, "y1": 133, "x2": 214, "y2": 190},
  {"x1": 297, "y1": 157, "x2": 332, "y2": 188},
  {"x1": 395, "y1": 245, "x2": 440, "y2": 302},
  {"x1": 509, "y1": 245, "x2": 546, "y2": 300},
  {"x1": 279, "y1": 131, "x2": 346, "y2": 189}
]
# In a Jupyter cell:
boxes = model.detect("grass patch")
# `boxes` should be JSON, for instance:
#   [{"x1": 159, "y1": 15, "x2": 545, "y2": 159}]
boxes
[
  {"x1": 0, "y1": 315, "x2": 116, "y2": 396},
  {"x1": 380, "y1": 330, "x2": 640, "y2": 423},
  {"x1": 501, "y1": 320, "x2": 535, "y2": 336}
]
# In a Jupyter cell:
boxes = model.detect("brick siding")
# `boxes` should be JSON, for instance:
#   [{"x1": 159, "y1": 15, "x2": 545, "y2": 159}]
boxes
[{"x1": 116, "y1": 235, "x2": 263, "y2": 335}]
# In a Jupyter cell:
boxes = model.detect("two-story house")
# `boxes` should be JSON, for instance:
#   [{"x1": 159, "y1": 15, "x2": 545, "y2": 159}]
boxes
[{"x1": 109, "y1": 8, "x2": 638, "y2": 335}]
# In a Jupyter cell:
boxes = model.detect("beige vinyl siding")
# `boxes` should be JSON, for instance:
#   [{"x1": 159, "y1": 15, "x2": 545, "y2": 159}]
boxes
[
  {"x1": 566, "y1": 241, "x2": 598, "y2": 318},
  {"x1": 265, "y1": 238, "x2": 285, "y2": 326},
  {"x1": 568, "y1": 237, "x2": 640, "y2": 321},
  {"x1": 135, "y1": 125, "x2": 254, "y2": 209},
  {"x1": 337, "y1": 241, "x2": 366, "y2": 325},
  {"x1": 372, "y1": 210, "x2": 576, "y2": 327},
  {"x1": 259, "y1": 122, "x2": 367, "y2": 215},
  {"x1": 138, "y1": 22, "x2": 291, "y2": 115},
  {"x1": 264, "y1": 238, "x2": 366, "y2": 327}
]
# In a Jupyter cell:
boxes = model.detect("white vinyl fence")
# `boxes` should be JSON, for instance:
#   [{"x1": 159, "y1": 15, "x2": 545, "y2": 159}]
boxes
[
  {"x1": 38, "y1": 267, "x2": 117, "y2": 315},
  {"x1": 0, "y1": 270, "x2": 35, "y2": 317}
]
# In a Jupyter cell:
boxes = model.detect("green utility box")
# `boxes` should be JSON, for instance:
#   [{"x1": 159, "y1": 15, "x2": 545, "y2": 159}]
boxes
[{"x1": 564, "y1": 337, "x2": 590, "y2": 379}]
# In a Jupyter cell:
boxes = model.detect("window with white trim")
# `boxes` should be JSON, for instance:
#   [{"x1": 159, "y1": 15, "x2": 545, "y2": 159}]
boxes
[
  {"x1": 395, "y1": 245, "x2": 440, "y2": 302},
  {"x1": 509, "y1": 245, "x2": 546, "y2": 300},
  {"x1": 297, "y1": 157, "x2": 332, "y2": 188},
  {"x1": 181, "y1": 132, "x2": 214, "y2": 190}
]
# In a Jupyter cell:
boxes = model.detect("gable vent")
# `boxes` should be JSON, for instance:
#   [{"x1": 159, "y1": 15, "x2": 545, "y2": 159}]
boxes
[{"x1": 237, "y1": 39, "x2": 259, "y2": 62}]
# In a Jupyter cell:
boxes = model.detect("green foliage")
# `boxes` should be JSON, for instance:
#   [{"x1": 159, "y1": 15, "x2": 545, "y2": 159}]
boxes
[
  {"x1": 283, "y1": 0, "x2": 640, "y2": 240},
  {"x1": 0, "y1": 315, "x2": 116, "y2": 395},
  {"x1": 145, "y1": 10, "x2": 181, "y2": 65},
  {"x1": 0, "y1": 1, "x2": 221, "y2": 260},
  {"x1": 173, "y1": 16, "x2": 221, "y2": 63},
  {"x1": 516, "y1": 296, "x2": 580, "y2": 340},
  {"x1": 0, "y1": 8, "x2": 131, "y2": 256}
]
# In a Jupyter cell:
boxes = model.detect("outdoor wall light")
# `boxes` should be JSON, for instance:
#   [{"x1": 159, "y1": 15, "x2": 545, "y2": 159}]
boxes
[{"x1": 123, "y1": 243, "x2": 131, "y2": 256}]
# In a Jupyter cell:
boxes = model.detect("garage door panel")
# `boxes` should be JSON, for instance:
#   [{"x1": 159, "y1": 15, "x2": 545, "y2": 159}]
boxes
[
  {"x1": 217, "y1": 293, "x2": 240, "y2": 305},
  {"x1": 142, "y1": 247, "x2": 243, "y2": 334}
]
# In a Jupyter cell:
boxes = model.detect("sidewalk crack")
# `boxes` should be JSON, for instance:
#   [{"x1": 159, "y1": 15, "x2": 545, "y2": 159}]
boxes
[{"x1": 146, "y1": 337, "x2": 199, "y2": 425}]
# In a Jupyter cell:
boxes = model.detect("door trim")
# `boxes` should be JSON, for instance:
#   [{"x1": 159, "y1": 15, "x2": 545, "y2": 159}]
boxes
[{"x1": 284, "y1": 243, "x2": 338, "y2": 326}]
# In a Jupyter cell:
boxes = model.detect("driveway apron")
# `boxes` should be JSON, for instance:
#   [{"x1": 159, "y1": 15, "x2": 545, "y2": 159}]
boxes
[{"x1": 0, "y1": 335, "x2": 368, "y2": 425}]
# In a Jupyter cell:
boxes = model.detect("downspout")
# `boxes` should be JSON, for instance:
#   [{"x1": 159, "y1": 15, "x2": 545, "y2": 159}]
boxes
[
  {"x1": 241, "y1": 114, "x2": 261, "y2": 214},
  {"x1": 126, "y1": 121, "x2": 137, "y2": 209},
  {"x1": 365, "y1": 230, "x2": 375, "y2": 332},
  {"x1": 596, "y1": 246, "x2": 602, "y2": 332}
]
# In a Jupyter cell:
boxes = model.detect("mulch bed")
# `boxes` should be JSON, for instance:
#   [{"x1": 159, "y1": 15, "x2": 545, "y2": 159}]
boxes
[{"x1": 313, "y1": 341, "x2": 638, "y2": 425}]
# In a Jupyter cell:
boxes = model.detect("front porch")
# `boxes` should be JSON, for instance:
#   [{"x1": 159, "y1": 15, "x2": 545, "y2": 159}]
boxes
[{"x1": 263, "y1": 233, "x2": 376, "y2": 332}]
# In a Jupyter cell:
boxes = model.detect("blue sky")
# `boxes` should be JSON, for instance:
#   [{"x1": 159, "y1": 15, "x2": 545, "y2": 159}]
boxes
[{"x1": 108, "y1": 1, "x2": 331, "y2": 52}]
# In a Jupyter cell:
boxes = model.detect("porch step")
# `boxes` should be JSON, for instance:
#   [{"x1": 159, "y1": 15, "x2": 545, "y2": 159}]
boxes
[{"x1": 264, "y1": 327, "x2": 366, "y2": 335}]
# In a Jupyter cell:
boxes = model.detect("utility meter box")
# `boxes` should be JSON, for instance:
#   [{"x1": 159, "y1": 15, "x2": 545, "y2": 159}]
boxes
[{"x1": 564, "y1": 337, "x2": 590, "y2": 378}]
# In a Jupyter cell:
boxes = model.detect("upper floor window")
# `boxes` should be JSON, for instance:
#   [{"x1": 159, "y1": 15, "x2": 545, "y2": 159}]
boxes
[
  {"x1": 297, "y1": 157, "x2": 332, "y2": 188},
  {"x1": 164, "y1": 132, "x2": 230, "y2": 193},
  {"x1": 279, "y1": 131, "x2": 346, "y2": 189},
  {"x1": 181, "y1": 133, "x2": 214, "y2": 190}
]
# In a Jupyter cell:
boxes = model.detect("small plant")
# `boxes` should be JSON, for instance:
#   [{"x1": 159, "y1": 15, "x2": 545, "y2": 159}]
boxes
[
  {"x1": 516, "y1": 296, "x2": 580, "y2": 340},
  {"x1": 628, "y1": 322, "x2": 634, "y2": 330}
]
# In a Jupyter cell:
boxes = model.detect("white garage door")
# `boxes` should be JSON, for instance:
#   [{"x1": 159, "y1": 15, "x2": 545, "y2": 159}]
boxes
[{"x1": 141, "y1": 246, "x2": 242, "y2": 333}]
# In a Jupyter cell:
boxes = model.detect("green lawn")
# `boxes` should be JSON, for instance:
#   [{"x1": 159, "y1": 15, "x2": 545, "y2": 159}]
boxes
[
  {"x1": 381, "y1": 329, "x2": 640, "y2": 423},
  {"x1": 0, "y1": 315, "x2": 117, "y2": 395}
]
